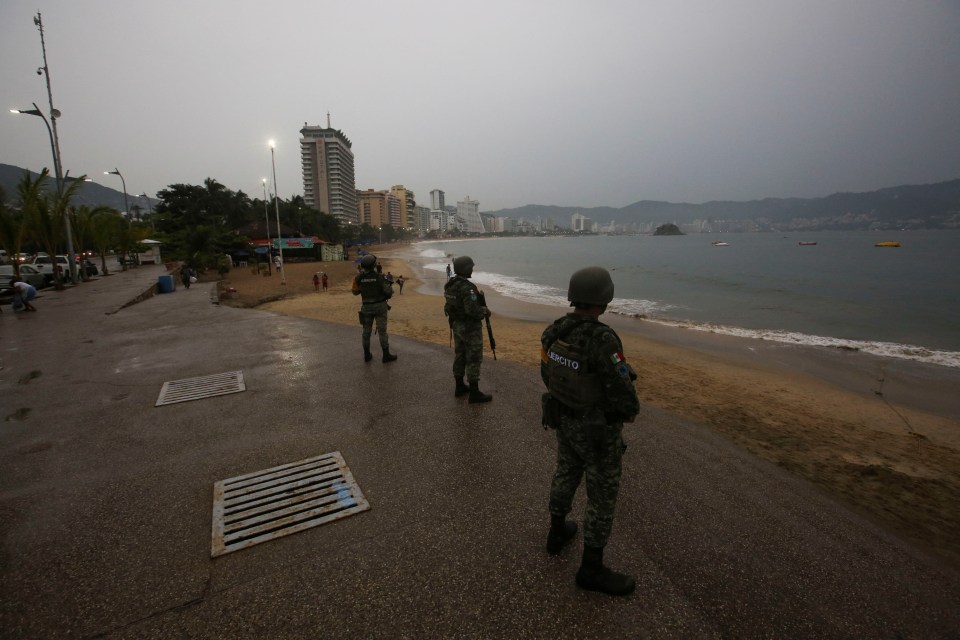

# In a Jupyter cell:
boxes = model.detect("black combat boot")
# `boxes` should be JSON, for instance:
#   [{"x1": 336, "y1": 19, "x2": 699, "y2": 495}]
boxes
[
  {"x1": 468, "y1": 380, "x2": 492, "y2": 403},
  {"x1": 454, "y1": 377, "x2": 469, "y2": 397},
  {"x1": 546, "y1": 514, "x2": 578, "y2": 555},
  {"x1": 382, "y1": 349, "x2": 397, "y2": 363},
  {"x1": 364, "y1": 349, "x2": 373, "y2": 362},
  {"x1": 575, "y1": 545, "x2": 635, "y2": 596}
]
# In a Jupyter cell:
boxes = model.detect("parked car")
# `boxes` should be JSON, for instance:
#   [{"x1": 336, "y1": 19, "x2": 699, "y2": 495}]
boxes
[
  {"x1": 32, "y1": 254, "x2": 82, "y2": 283},
  {"x1": 0, "y1": 264, "x2": 47, "y2": 290}
]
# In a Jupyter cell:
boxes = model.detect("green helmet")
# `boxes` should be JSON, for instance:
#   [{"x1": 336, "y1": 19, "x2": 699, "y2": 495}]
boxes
[
  {"x1": 453, "y1": 256, "x2": 474, "y2": 276},
  {"x1": 360, "y1": 254, "x2": 377, "y2": 269},
  {"x1": 567, "y1": 266, "x2": 614, "y2": 306}
]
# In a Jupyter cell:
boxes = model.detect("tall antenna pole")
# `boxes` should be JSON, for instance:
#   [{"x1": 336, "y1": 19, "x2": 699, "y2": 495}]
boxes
[
  {"x1": 35, "y1": 11, "x2": 77, "y2": 284},
  {"x1": 327, "y1": 111, "x2": 331, "y2": 128}
]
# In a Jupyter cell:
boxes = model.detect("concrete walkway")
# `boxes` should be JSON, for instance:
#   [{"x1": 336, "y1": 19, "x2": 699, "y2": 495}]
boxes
[{"x1": 1, "y1": 267, "x2": 958, "y2": 639}]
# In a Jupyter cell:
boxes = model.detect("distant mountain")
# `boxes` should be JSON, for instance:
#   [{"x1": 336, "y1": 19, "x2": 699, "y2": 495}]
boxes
[
  {"x1": 483, "y1": 179, "x2": 960, "y2": 231},
  {"x1": 0, "y1": 163, "x2": 157, "y2": 213}
]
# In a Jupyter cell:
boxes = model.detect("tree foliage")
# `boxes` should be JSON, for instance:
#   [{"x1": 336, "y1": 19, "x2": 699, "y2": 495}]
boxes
[
  {"x1": 154, "y1": 177, "x2": 345, "y2": 266},
  {"x1": 17, "y1": 168, "x2": 86, "y2": 287},
  {"x1": 0, "y1": 184, "x2": 28, "y2": 275}
]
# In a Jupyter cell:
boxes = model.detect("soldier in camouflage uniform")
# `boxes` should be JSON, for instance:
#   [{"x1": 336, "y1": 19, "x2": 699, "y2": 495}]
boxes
[
  {"x1": 443, "y1": 256, "x2": 493, "y2": 403},
  {"x1": 351, "y1": 254, "x2": 397, "y2": 363},
  {"x1": 540, "y1": 266, "x2": 639, "y2": 596}
]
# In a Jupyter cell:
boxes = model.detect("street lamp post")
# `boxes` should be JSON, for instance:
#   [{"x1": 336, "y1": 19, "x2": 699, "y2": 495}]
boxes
[
  {"x1": 262, "y1": 178, "x2": 272, "y2": 275},
  {"x1": 33, "y1": 11, "x2": 77, "y2": 283},
  {"x1": 105, "y1": 168, "x2": 130, "y2": 269},
  {"x1": 10, "y1": 101, "x2": 78, "y2": 284},
  {"x1": 379, "y1": 226, "x2": 382, "y2": 245},
  {"x1": 268, "y1": 140, "x2": 285, "y2": 285},
  {"x1": 105, "y1": 168, "x2": 130, "y2": 219}
]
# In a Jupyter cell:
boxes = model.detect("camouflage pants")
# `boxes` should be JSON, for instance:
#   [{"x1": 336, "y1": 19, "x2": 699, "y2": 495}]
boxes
[
  {"x1": 451, "y1": 320, "x2": 483, "y2": 382},
  {"x1": 361, "y1": 301, "x2": 390, "y2": 352},
  {"x1": 549, "y1": 414, "x2": 625, "y2": 548}
]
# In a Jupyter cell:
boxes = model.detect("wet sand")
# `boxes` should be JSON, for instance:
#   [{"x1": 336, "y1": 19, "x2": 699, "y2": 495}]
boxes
[{"x1": 218, "y1": 247, "x2": 960, "y2": 569}]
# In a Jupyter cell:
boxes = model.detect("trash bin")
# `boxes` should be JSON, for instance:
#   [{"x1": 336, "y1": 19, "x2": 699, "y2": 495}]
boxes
[{"x1": 158, "y1": 274, "x2": 175, "y2": 293}]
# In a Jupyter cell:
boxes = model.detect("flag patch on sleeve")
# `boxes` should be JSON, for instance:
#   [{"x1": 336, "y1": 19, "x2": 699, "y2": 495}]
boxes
[{"x1": 609, "y1": 352, "x2": 625, "y2": 365}]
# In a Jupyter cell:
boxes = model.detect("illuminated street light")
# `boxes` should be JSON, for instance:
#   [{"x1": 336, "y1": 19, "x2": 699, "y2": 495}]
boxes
[
  {"x1": 10, "y1": 101, "x2": 78, "y2": 283},
  {"x1": 268, "y1": 140, "x2": 285, "y2": 285}
]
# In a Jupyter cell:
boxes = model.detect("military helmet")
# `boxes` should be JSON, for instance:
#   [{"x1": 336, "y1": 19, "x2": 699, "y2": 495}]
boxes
[
  {"x1": 360, "y1": 254, "x2": 377, "y2": 269},
  {"x1": 453, "y1": 256, "x2": 474, "y2": 276},
  {"x1": 567, "y1": 266, "x2": 614, "y2": 306}
]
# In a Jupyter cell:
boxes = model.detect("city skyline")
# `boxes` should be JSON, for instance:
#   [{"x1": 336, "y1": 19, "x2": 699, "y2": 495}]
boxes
[{"x1": 2, "y1": 1, "x2": 960, "y2": 212}]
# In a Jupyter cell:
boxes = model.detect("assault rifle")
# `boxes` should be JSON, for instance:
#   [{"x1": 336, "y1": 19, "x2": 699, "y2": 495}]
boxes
[{"x1": 477, "y1": 291, "x2": 497, "y2": 360}]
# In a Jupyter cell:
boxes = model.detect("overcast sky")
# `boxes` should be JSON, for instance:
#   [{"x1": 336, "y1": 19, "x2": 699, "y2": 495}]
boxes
[{"x1": 2, "y1": 1, "x2": 959, "y2": 212}]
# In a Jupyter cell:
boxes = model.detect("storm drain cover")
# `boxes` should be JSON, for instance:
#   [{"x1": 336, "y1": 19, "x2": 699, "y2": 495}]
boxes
[
  {"x1": 211, "y1": 451, "x2": 370, "y2": 557},
  {"x1": 156, "y1": 371, "x2": 245, "y2": 406}
]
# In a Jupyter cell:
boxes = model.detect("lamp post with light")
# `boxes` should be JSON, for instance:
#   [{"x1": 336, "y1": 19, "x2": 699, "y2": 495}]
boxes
[
  {"x1": 10, "y1": 102, "x2": 79, "y2": 284},
  {"x1": 262, "y1": 178, "x2": 272, "y2": 275},
  {"x1": 32, "y1": 11, "x2": 77, "y2": 283},
  {"x1": 268, "y1": 140, "x2": 285, "y2": 285},
  {"x1": 105, "y1": 168, "x2": 130, "y2": 219}
]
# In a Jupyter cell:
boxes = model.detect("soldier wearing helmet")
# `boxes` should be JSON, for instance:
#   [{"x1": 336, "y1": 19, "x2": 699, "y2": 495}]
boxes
[
  {"x1": 539, "y1": 266, "x2": 639, "y2": 596},
  {"x1": 443, "y1": 256, "x2": 492, "y2": 403},
  {"x1": 351, "y1": 254, "x2": 397, "y2": 363}
]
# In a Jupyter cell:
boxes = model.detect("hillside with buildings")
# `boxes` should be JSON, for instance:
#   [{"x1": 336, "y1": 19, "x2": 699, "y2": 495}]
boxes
[{"x1": 483, "y1": 179, "x2": 960, "y2": 233}]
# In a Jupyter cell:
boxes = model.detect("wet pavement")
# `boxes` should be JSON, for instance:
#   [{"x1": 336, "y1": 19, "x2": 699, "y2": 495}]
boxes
[{"x1": 1, "y1": 265, "x2": 958, "y2": 639}]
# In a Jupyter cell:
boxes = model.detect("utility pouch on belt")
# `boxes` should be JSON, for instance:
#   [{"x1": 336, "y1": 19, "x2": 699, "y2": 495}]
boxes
[
  {"x1": 541, "y1": 393, "x2": 562, "y2": 430},
  {"x1": 358, "y1": 310, "x2": 365, "y2": 325}
]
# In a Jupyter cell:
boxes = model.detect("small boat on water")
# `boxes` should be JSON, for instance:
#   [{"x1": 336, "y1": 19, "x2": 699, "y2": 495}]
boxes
[
  {"x1": 711, "y1": 240, "x2": 729, "y2": 246},
  {"x1": 875, "y1": 241, "x2": 901, "y2": 248},
  {"x1": 798, "y1": 241, "x2": 817, "y2": 246}
]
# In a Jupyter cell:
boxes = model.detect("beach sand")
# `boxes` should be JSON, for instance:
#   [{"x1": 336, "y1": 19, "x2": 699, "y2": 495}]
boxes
[{"x1": 217, "y1": 248, "x2": 960, "y2": 569}]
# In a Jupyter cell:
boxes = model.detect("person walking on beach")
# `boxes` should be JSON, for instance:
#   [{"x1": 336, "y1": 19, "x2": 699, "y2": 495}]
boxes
[
  {"x1": 443, "y1": 256, "x2": 492, "y2": 403},
  {"x1": 396, "y1": 275, "x2": 405, "y2": 294},
  {"x1": 10, "y1": 277, "x2": 38, "y2": 312},
  {"x1": 313, "y1": 272, "x2": 321, "y2": 292},
  {"x1": 446, "y1": 263, "x2": 452, "y2": 279},
  {"x1": 352, "y1": 254, "x2": 397, "y2": 363},
  {"x1": 540, "y1": 266, "x2": 639, "y2": 596},
  {"x1": 321, "y1": 272, "x2": 328, "y2": 291}
]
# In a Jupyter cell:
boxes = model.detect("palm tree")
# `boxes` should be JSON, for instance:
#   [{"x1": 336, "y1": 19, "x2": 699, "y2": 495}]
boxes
[
  {"x1": 89, "y1": 209, "x2": 122, "y2": 276},
  {"x1": 115, "y1": 218, "x2": 151, "y2": 269},
  {"x1": 69, "y1": 204, "x2": 114, "y2": 280},
  {"x1": 0, "y1": 186, "x2": 28, "y2": 277},
  {"x1": 19, "y1": 169, "x2": 87, "y2": 288}
]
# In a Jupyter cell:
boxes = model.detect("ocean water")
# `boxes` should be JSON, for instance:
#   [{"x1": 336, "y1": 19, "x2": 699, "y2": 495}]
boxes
[{"x1": 408, "y1": 231, "x2": 960, "y2": 368}]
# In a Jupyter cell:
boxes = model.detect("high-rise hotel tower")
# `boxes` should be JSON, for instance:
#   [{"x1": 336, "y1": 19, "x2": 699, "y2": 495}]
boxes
[{"x1": 300, "y1": 121, "x2": 358, "y2": 224}]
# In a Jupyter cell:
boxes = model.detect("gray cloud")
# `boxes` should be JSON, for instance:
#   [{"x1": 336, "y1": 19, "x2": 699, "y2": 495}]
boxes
[{"x1": 2, "y1": 0, "x2": 959, "y2": 211}]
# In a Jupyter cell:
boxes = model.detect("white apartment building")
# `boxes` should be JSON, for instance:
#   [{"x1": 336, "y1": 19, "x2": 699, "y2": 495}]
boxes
[
  {"x1": 456, "y1": 196, "x2": 484, "y2": 233},
  {"x1": 300, "y1": 122, "x2": 357, "y2": 224}
]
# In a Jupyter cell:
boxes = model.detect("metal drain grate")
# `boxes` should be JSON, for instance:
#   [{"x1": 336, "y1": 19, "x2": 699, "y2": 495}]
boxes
[
  {"x1": 156, "y1": 371, "x2": 245, "y2": 407},
  {"x1": 211, "y1": 451, "x2": 370, "y2": 557}
]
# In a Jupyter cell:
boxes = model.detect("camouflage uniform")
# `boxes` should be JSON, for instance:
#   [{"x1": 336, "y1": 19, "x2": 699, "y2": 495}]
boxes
[
  {"x1": 352, "y1": 267, "x2": 393, "y2": 353},
  {"x1": 541, "y1": 313, "x2": 639, "y2": 548},
  {"x1": 444, "y1": 276, "x2": 487, "y2": 382}
]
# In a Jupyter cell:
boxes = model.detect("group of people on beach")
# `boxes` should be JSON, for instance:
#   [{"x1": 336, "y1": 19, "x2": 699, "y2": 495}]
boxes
[
  {"x1": 312, "y1": 272, "x2": 329, "y2": 292},
  {"x1": 351, "y1": 253, "x2": 640, "y2": 596}
]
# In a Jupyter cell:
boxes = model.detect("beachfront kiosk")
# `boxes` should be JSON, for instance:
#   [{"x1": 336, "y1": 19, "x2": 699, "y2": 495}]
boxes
[{"x1": 137, "y1": 239, "x2": 163, "y2": 265}]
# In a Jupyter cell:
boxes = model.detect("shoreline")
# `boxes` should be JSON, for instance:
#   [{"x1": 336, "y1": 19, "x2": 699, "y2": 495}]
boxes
[{"x1": 219, "y1": 246, "x2": 960, "y2": 569}]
